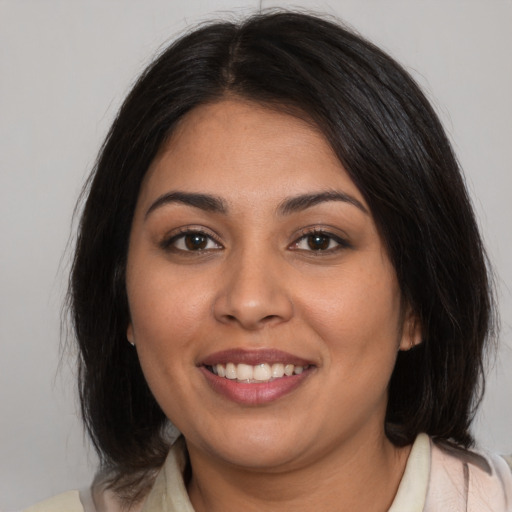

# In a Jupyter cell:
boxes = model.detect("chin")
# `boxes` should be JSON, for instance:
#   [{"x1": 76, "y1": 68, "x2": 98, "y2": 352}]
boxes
[{"x1": 191, "y1": 423, "x2": 312, "y2": 471}]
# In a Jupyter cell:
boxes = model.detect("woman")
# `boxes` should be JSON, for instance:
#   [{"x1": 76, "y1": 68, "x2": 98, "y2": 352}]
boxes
[{"x1": 26, "y1": 11, "x2": 511, "y2": 512}]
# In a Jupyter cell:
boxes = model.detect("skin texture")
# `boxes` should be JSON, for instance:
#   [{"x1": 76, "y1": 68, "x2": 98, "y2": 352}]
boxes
[{"x1": 126, "y1": 99, "x2": 421, "y2": 511}]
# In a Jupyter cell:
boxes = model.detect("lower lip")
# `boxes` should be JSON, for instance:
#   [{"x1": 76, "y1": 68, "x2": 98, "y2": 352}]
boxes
[{"x1": 200, "y1": 366, "x2": 312, "y2": 405}]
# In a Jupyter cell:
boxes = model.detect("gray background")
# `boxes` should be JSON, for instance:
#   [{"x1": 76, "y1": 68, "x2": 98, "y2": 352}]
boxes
[{"x1": 1, "y1": 0, "x2": 511, "y2": 509}]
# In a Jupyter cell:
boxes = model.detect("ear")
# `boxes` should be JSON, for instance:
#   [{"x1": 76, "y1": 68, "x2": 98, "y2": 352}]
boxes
[
  {"x1": 127, "y1": 323, "x2": 135, "y2": 346},
  {"x1": 399, "y1": 305, "x2": 422, "y2": 351}
]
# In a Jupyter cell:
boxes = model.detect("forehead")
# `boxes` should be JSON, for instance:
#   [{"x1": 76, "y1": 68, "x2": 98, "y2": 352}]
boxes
[{"x1": 138, "y1": 98, "x2": 366, "y2": 211}]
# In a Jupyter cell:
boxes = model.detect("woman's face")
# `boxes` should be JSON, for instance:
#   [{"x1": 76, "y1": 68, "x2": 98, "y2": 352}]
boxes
[{"x1": 126, "y1": 99, "x2": 418, "y2": 471}]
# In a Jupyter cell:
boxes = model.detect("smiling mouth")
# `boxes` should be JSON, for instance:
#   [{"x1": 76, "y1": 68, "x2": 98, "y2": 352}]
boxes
[{"x1": 205, "y1": 363, "x2": 312, "y2": 383}]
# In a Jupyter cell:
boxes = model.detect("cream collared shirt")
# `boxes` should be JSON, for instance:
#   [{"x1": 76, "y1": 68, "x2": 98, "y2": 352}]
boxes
[{"x1": 23, "y1": 434, "x2": 512, "y2": 512}]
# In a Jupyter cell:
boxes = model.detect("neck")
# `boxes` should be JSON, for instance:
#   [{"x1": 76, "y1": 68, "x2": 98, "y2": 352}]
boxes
[{"x1": 186, "y1": 428, "x2": 411, "y2": 512}]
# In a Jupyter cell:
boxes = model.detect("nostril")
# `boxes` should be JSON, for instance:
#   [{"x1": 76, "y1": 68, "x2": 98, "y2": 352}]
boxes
[{"x1": 261, "y1": 314, "x2": 279, "y2": 323}]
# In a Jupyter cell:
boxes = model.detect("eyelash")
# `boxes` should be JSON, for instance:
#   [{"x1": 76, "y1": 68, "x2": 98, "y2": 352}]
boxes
[{"x1": 160, "y1": 228, "x2": 351, "y2": 254}]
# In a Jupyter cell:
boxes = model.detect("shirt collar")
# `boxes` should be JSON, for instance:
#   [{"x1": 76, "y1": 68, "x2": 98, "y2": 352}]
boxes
[
  {"x1": 142, "y1": 434, "x2": 431, "y2": 512},
  {"x1": 388, "y1": 433, "x2": 430, "y2": 512}
]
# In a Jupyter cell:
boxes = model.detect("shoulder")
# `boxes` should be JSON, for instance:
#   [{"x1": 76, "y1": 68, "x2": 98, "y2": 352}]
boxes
[
  {"x1": 426, "y1": 439, "x2": 512, "y2": 511},
  {"x1": 20, "y1": 486, "x2": 141, "y2": 512},
  {"x1": 22, "y1": 491, "x2": 84, "y2": 512}
]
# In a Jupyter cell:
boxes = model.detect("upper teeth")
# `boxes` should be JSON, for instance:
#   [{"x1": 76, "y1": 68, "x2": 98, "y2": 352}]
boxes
[{"x1": 211, "y1": 363, "x2": 306, "y2": 382}]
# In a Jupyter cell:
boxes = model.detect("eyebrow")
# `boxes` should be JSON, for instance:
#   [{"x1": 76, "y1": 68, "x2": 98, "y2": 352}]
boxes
[
  {"x1": 278, "y1": 191, "x2": 368, "y2": 216},
  {"x1": 145, "y1": 191, "x2": 228, "y2": 219},
  {"x1": 145, "y1": 189, "x2": 368, "y2": 219}
]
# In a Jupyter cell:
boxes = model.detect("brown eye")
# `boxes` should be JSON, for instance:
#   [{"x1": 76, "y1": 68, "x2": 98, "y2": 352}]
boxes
[
  {"x1": 184, "y1": 233, "x2": 209, "y2": 250},
  {"x1": 307, "y1": 233, "x2": 331, "y2": 251},
  {"x1": 291, "y1": 230, "x2": 350, "y2": 253},
  {"x1": 164, "y1": 230, "x2": 222, "y2": 252}
]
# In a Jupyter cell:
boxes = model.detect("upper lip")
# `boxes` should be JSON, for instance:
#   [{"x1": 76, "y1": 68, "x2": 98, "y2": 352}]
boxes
[{"x1": 200, "y1": 348, "x2": 314, "y2": 367}]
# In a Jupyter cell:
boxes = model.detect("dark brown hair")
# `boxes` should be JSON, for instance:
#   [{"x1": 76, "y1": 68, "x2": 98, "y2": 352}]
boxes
[{"x1": 70, "y1": 10, "x2": 496, "y2": 500}]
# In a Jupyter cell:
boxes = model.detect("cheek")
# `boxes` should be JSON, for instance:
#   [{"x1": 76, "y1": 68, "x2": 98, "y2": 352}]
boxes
[
  {"x1": 301, "y1": 272, "x2": 402, "y2": 422},
  {"x1": 128, "y1": 261, "x2": 212, "y2": 343},
  {"x1": 126, "y1": 266, "x2": 214, "y2": 401},
  {"x1": 300, "y1": 262, "x2": 403, "y2": 365},
  {"x1": 129, "y1": 278, "x2": 206, "y2": 428}
]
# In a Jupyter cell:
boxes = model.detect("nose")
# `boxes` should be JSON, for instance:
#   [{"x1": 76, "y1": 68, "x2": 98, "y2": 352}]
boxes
[{"x1": 213, "y1": 250, "x2": 294, "y2": 330}]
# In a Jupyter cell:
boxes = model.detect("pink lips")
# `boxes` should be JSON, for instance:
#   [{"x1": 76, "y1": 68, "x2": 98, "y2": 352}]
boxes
[{"x1": 199, "y1": 349, "x2": 315, "y2": 405}]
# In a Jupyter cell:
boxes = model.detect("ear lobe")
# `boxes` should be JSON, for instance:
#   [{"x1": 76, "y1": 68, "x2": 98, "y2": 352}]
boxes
[
  {"x1": 127, "y1": 324, "x2": 135, "y2": 346},
  {"x1": 399, "y1": 308, "x2": 422, "y2": 351}
]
